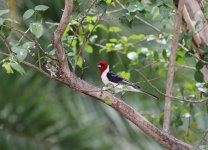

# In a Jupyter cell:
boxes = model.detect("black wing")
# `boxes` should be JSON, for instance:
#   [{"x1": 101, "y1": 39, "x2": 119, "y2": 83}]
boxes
[
  {"x1": 107, "y1": 71, "x2": 123, "y2": 83},
  {"x1": 107, "y1": 71, "x2": 140, "y2": 89}
]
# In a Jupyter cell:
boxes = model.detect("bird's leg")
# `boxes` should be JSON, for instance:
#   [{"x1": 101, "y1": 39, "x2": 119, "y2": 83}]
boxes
[
  {"x1": 99, "y1": 86, "x2": 107, "y2": 97},
  {"x1": 100, "y1": 86, "x2": 114, "y2": 96},
  {"x1": 99, "y1": 88, "x2": 103, "y2": 97},
  {"x1": 108, "y1": 88, "x2": 115, "y2": 95},
  {"x1": 120, "y1": 91, "x2": 125, "y2": 99}
]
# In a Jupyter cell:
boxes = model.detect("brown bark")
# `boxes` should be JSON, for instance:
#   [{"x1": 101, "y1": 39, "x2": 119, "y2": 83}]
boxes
[
  {"x1": 163, "y1": 0, "x2": 184, "y2": 133},
  {"x1": 181, "y1": 0, "x2": 208, "y2": 83},
  {"x1": 52, "y1": 0, "x2": 198, "y2": 149}
]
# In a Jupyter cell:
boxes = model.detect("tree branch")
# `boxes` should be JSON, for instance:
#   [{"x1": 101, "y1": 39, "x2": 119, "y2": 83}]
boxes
[
  {"x1": 52, "y1": 0, "x2": 198, "y2": 149},
  {"x1": 182, "y1": 0, "x2": 208, "y2": 83},
  {"x1": 163, "y1": 0, "x2": 185, "y2": 133},
  {"x1": 53, "y1": 0, "x2": 73, "y2": 72}
]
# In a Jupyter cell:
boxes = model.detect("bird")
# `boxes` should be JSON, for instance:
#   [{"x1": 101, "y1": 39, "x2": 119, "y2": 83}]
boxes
[{"x1": 97, "y1": 60, "x2": 158, "y2": 99}]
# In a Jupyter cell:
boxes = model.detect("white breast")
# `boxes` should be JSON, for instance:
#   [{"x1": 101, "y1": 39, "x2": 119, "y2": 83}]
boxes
[{"x1": 101, "y1": 65, "x2": 111, "y2": 85}]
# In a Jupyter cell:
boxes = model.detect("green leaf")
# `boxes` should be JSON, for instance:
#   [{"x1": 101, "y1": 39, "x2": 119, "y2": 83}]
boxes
[
  {"x1": 176, "y1": 57, "x2": 184, "y2": 64},
  {"x1": 109, "y1": 38, "x2": 118, "y2": 43},
  {"x1": 154, "y1": 51, "x2": 159, "y2": 61},
  {"x1": 0, "y1": 17, "x2": 4, "y2": 25},
  {"x1": 17, "y1": 49, "x2": 27, "y2": 62},
  {"x1": 124, "y1": 12, "x2": 135, "y2": 22},
  {"x1": 23, "y1": 9, "x2": 35, "y2": 20},
  {"x1": 202, "y1": 55, "x2": 208, "y2": 62},
  {"x1": 85, "y1": 16, "x2": 96, "y2": 23},
  {"x1": 195, "y1": 61, "x2": 204, "y2": 70},
  {"x1": 163, "y1": 0, "x2": 173, "y2": 8},
  {"x1": 121, "y1": 36, "x2": 128, "y2": 42},
  {"x1": 84, "y1": 45, "x2": 93, "y2": 53},
  {"x1": 159, "y1": 6, "x2": 169, "y2": 18},
  {"x1": 104, "y1": 96, "x2": 112, "y2": 105},
  {"x1": 2, "y1": 63, "x2": 13, "y2": 74},
  {"x1": 23, "y1": 9, "x2": 34, "y2": 20},
  {"x1": 0, "y1": 9, "x2": 9, "y2": 16},
  {"x1": 152, "y1": 7, "x2": 160, "y2": 20},
  {"x1": 34, "y1": 5, "x2": 49, "y2": 11},
  {"x1": 109, "y1": 26, "x2": 121, "y2": 32},
  {"x1": 1, "y1": 25, "x2": 11, "y2": 37},
  {"x1": 106, "y1": 0, "x2": 113, "y2": 4},
  {"x1": 198, "y1": 47, "x2": 208, "y2": 52},
  {"x1": 87, "y1": 24, "x2": 94, "y2": 32},
  {"x1": 63, "y1": 25, "x2": 71, "y2": 37},
  {"x1": 127, "y1": 52, "x2": 138, "y2": 60},
  {"x1": 89, "y1": 35, "x2": 98, "y2": 43},
  {"x1": 117, "y1": 71, "x2": 131, "y2": 80},
  {"x1": 194, "y1": 70, "x2": 204, "y2": 82},
  {"x1": 204, "y1": 83, "x2": 208, "y2": 88},
  {"x1": 127, "y1": 1, "x2": 144, "y2": 12},
  {"x1": 9, "y1": 40, "x2": 20, "y2": 47},
  {"x1": 129, "y1": 34, "x2": 145, "y2": 40},
  {"x1": 10, "y1": 62, "x2": 25, "y2": 75},
  {"x1": 75, "y1": 56, "x2": 83, "y2": 68},
  {"x1": 96, "y1": 1, "x2": 107, "y2": 13},
  {"x1": 95, "y1": 24, "x2": 108, "y2": 32},
  {"x1": 30, "y1": 23, "x2": 44, "y2": 38},
  {"x1": 11, "y1": 46, "x2": 21, "y2": 53},
  {"x1": 162, "y1": 49, "x2": 168, "y2": 60},
  {"x1": 120, "y1": 15, "x2": 133, "y2": 27},
  {"x1": 22, "y1": 42, "x2": 35, "y2": 49}
]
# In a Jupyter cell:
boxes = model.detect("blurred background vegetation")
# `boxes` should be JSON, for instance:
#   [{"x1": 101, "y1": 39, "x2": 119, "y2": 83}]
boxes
[{"x1": 0, "y1": 0, "x2": 208, "y2": 149}]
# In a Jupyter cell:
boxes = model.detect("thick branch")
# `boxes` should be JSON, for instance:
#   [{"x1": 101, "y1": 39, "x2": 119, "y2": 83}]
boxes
[
  {"x1": 163, "y1": 0, "x2": 184, "y2": 133},
  {"x1": 182, "y1": 0, "x2": 208, "y2": 83},
  {"x1": 184, "y1": 0, "x2": 208, "y2": 47},
  {"x1": 53, "y1": 0, "x2": 197, "y2": 149},
  {"x1": 53, "y1": 0, "x2": 73, "y2": 72}
]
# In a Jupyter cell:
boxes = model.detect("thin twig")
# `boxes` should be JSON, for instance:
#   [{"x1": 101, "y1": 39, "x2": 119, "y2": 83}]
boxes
[
  {"x1": 0, "y1": 33, "x2": 11, "y2": 53},
  {"x1": 179, "y1": 43, "x2": 208, "y2": 65},
  {"x1": 0, "y1": 51, "x2": 9, "y2": 57},
  {"x1": 137, "y1": 61, "x2": 159, "y2": 71},
  {"x1": 18, "y1": 28, "x2": 30, "y2": 43},
  {"x1": 92, "y1": 42, "x2": 126, "y2": 54},
  {"x1": 135, "y1": 76, "x2": 161, "y2": 84},
  {"x1": 108, "y1": 8, "x2": 123, "y2": 14},
  {"x1": 197, "y1": 129, "x2": 208, "y2": 147},
  {"x1": 176, "y1": 64, "x2": 195, "y2": 70},
  {"x1": 136, "y1": 69, "x2": 208, "y2": 103},
  {"x1": 31, "y1": 35, "x2": 43, "y2": 69}
]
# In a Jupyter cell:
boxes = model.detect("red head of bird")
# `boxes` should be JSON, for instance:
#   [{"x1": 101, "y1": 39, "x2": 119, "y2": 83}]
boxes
[{"x1": 97, "y1": 60, "x2": 109, "y2": 76}]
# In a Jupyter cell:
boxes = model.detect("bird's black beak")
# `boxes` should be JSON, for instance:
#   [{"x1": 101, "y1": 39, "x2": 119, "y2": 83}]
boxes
[{"x1": 97, "y1": 64, "x2": 101, "y2": 68}]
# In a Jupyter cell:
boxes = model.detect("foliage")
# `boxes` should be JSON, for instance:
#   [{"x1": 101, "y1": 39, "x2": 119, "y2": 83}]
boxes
[{"x1": 0, "y1": 0, "x2": 208, "y2": 149}]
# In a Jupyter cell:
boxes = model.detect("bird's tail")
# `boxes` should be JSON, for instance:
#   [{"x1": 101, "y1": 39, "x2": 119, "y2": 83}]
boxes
[{"x1": 141, "y1": 90, "x2": 159, "y2": 100}]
